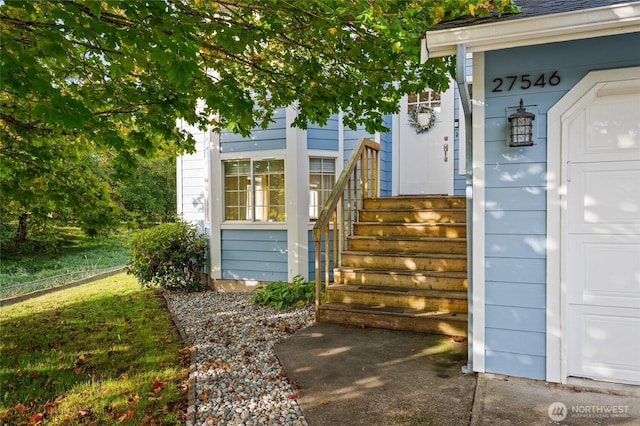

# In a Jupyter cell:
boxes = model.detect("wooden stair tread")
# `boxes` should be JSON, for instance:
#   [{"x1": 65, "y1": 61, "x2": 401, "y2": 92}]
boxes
[
  {"x1": 327, "y1": 284, "x2": 467, "y2": 299},
  {"x1": 356, "y1": 221, "x2": 466, "y2": 226},
  {"x1": 336, "y1": 267, "x2": 467, "y2": 278},
  {"x1": 361, "y1": 208, "x2": 465, "y2": 212},
  {"x1": 319, "y1": 302, "x2": 468, "y2": 320},
  {"x1": 343, "y1": 251, "x2": 466, "y2": 259},
  {"x1": 349, "y1": 235, "x2": 466, "y2": 242}
]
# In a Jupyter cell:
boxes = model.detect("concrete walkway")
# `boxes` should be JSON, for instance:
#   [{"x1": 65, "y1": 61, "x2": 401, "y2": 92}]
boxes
[{"x1": 275, "y1": 323, "x2": 639, "y2": 425}]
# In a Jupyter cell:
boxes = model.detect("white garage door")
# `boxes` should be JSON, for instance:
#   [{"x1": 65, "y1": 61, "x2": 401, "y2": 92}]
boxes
[{"x1": 565, "y1": 77, "x2": 640, "y2": 385}]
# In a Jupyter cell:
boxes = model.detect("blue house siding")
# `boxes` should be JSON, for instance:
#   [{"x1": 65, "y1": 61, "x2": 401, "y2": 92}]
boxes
[
  {"x1": 307, "y1": 115, "x2": 339, "y2": 151},
  {"x1": 219, "y1": 107, "x2": 287, "y2": 152},
  {"x1": 307, "y1": 230, "x2": 335, "y2": 282},
  {"x1": 483, "y1": 32, "x2": 640, "y2": 380},
  {"x1": 221, "y1": 229, "x2": 288, "y2": 282},
  {"x1": 379, "y1": 115, "x2": 393, "y2": 196},
  {"x1": 343, "y1": 126, "x2": 374, "y2": 167}
]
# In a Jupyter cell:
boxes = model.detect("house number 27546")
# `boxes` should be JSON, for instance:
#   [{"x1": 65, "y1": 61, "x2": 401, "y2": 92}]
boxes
[{"x1": 491, "y1": 71, "x2": 561, "y2": 92}]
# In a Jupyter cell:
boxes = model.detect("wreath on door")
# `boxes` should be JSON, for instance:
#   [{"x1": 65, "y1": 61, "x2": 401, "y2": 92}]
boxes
[{"x1": 408, "y1": 105, "x2": 436, "y2": 134}]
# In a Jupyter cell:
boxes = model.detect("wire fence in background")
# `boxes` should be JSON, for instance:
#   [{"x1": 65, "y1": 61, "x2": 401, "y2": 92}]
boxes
[{"x1": 0, "y1": 265, "x2": 126, "y2": 300}]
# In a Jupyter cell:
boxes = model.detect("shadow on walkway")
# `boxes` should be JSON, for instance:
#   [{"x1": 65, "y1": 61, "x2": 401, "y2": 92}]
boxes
[{"x1": 275, "y1": 323, "x2": 474, "y2": 426}]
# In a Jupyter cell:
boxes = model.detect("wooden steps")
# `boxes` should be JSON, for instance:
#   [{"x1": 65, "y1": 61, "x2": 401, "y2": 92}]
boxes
[
  {"x1": 317, "y1": 303, "x2": 468, "y2": 337},
  {"x1": 317, "y1": 196, "x2": 468, "y2": 337}
]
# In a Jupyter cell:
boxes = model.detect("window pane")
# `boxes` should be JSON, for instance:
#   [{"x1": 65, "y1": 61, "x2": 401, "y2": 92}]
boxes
[
  {"x1": 223, "y1": 160, "x2": 250, "y2": 221},
  {"x1": 309, "y1": 158, "x2": 336, "y2": 219},
  {"x1": 253, "y1": 159, "x2": 285, "y2": 222}
]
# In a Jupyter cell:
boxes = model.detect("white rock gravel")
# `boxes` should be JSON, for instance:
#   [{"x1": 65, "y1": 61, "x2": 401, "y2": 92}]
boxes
[{"x1": 165, "y1": 291, "x2": 314, "y2": 426}]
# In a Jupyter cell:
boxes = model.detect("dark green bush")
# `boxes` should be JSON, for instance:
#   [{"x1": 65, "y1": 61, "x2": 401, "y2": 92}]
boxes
[
  {"x1": 251, "y1": 275, "x2": 323, "y2": 310},
  {"x1": 126, "y1": 220, "x2": 207, "y2": 292}
]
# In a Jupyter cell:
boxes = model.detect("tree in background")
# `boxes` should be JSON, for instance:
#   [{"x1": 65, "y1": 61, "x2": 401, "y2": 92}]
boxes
[
  {"x1": 118, "y1": 157, "x2": 177, "y2": 226},
  {"x1": 1, "y1": 0, "x2": 519, "y2": 242}
]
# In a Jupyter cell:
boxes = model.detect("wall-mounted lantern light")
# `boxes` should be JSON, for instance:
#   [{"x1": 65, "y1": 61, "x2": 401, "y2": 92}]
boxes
[{"x1": 508, "y1": 99, "x2": 535, "y2": 147}]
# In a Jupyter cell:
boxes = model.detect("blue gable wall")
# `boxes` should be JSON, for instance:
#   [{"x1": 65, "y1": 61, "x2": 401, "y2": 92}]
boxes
[
  {"x1": 221, "y1": 230, "x2": 288, "y2": 281},
  {"x1": 483, "y1": 32, "x2": 640, "y2": 380},
  {"x1": 219, "y1": 107, "x2": 287, "y2": 152},
  {"x1": 308, "y1": 114, "x2": 339, "y2": 151}
]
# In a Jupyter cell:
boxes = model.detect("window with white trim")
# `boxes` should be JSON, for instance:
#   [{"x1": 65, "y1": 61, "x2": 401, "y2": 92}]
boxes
[
  {"x1": 309, "y1": 157, "x2": 336, "y2": 220},
  {"x1": 223, "y1": 159, "x2": 285, "y2": 222},
  {"x1": 408, "y1": 90, "x2": 441, "y2": 113}
]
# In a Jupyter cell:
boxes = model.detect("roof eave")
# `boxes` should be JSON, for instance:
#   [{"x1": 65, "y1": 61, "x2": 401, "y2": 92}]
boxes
[{"x1": 422, "y1": 2, "x2": 640, "y2": 61}]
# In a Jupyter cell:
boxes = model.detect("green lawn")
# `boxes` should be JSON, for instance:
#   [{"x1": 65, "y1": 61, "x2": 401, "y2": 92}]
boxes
[
  {"x1": 0, "y1": 273, "x2": 189, "y2": 425},
  {"x1": 1, "y1": 228, "x2": 131, "y2": 297}
]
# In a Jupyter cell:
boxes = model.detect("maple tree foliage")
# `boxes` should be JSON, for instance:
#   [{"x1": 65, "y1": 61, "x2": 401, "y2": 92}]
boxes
[{"x1": 0, "y1": 0, "x2": 518, "y2": 239}]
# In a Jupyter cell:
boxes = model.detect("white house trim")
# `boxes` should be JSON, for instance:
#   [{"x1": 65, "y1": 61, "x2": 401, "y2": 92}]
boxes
[
  {"x1": 422, "y1": 2, "x2": 640, "y2": 59},
  {"x1": 210, "y1": 129, "x2": 223, "y2": 279},
  {"x1": 546, "y1": 66, "x2": 640, "y2": 383},
  {"x1": 471, "y1": 52, "x2": 486, "y2": 373},
  {"x1": 176, "y1": 145, "x2": 184, "y2": 217},
  {"x1": 285, "y1": 106, "x2": 309, "y2": 280}
]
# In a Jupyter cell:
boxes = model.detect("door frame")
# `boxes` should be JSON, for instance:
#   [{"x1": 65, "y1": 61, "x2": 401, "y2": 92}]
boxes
[
  {"x1": 546, "y1": 66, "x2": 640, "y2": 384},
  {"x1": 391, "y1": 88, "x2": 455, "y2": 196}
]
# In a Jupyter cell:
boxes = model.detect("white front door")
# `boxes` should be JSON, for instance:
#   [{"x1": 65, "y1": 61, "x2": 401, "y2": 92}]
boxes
[
  {"x1": 397, "y1": 86, "x2": 454, "y2": 195},
  {"x1": 564, "y1": 77, "x2": 640, "y2": 384}
]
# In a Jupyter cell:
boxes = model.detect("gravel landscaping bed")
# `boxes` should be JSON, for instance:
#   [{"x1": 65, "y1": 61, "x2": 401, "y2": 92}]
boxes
[{"x1": 165, "y1": 291, "x2": 314, "y2": 426}]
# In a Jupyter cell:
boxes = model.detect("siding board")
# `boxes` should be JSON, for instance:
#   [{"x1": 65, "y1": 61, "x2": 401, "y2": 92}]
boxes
[
  {"x1": 177, "y1": 129, "x2": 208, "y2": 223},
  {"x1": 486, "y1": 328, "x2": 546, "y2": 357},
  {"x1": 379, "y1": 114, "x2": 393, "y2": 196},
  {"x1": 485, "y1": 306, "x2": 545, "y2": 333},
  {"x1": 484, "y1": 162, "x2": 546, "y2": 188},
  {"x1": 485, "y1": 139, "x2": 547, "y2": 164},
  {"x1": 485, "y1": 234, "x2": 546, "y2": 259},
  {"x1": 485, "y1": 282, "x2": 545, "y2": 308},
  {"x1": 308, "y1": 115, "x2": 339, "y2": 151},
  {"x1": 220, "y1": 107, "x2": 287, "y2": 153},
  {"x1": 485, "y1": 187, "x2": 546, "y2": 211},
  {"x1": 221, "y1": 230, "x2": 288, "y2": 281},
  {"x1": 486, "y1": 211, "x2": 546, "y2": 235},
  {"x1": 485, "y1": 257, "x2": 546, "y2": 284},
  {"x1": 485, "y1": 350, "x2": 545, "y2": 380}
]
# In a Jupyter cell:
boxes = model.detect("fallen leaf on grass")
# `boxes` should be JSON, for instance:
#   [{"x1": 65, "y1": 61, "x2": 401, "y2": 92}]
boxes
[
  {"x1": 78, "y1": 408, "x2": 92, "y2": 418},
  {"x1": 114, "y1": 408, "x2": 135, "y2": 423},
  {"x1": 28, "y1": 412, "x2": 43, "y2": 424},
  {"x1": 15, "y1": 403, "x2": 30, "y2": 413},
  {"x1": 152, "y1": 379, "x2": 166, "y2": 393}
]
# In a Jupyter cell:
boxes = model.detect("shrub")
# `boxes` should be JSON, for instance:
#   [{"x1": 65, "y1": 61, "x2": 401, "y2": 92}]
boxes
[
  {"x1": 126, "y1": 220, "x2": 207, "y2": 292},
  {"x1": 251, "y1": 275, "x2": 322, "y2": 310}
]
